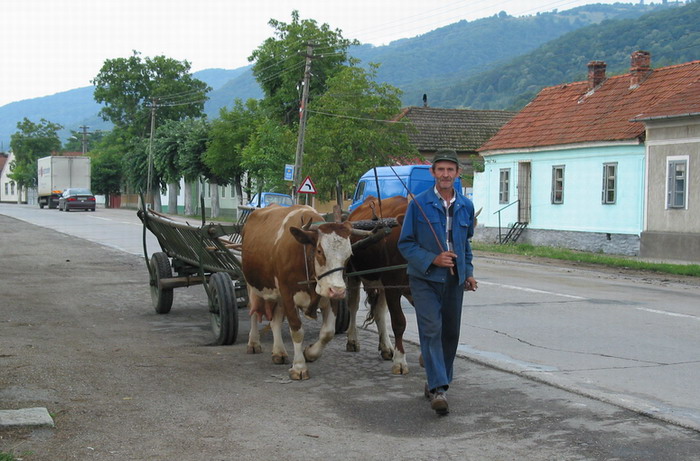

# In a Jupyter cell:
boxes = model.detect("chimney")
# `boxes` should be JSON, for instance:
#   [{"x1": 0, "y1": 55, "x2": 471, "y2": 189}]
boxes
[
  {"x1": 587, "y1": 61, "x2": 606, "y2": 91},
  {"x1": 630, "y1": 50, "x2": 651, "y2": 89},
  {"x1": 422, "y1": 93, "x2": 428, "y2": 107}
]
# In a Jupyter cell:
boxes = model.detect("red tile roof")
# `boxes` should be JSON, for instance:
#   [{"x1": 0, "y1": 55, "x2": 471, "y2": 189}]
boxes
[
  {"x1": 480, "y1": 60, "x2": 700, "y2": 152},
  {"x1": 632, "y1": 77, "x2": 700, "y2": 121}
]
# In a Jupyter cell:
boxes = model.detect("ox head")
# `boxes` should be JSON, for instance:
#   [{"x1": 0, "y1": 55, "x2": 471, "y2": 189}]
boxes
[{"x1": 289, "y1": 221, "x2": 357, "y2": 300}]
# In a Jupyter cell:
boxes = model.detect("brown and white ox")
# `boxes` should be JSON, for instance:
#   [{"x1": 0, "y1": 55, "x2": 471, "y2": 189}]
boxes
[
  {"x1": 346, "y1": 196, "x2": 412, "y2": 375},
  {"x1": 242, "y1": 204, "x2": 367, "y2": 380}
]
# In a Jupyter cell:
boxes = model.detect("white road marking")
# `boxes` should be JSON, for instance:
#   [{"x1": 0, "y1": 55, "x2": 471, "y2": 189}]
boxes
[
  {"x1": 479, "y1": 280, "x2": 586, "y2": 300},
  {"x1": 635, "y1": 307, "x2": 699, "y2": 320}
]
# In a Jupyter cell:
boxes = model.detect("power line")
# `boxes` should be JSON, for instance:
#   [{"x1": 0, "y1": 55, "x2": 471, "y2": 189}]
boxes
[{"x1": 306, "y1": 109, "x2": 411, "y2": 124}]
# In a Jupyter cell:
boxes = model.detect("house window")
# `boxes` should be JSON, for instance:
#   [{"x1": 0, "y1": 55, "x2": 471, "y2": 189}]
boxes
[
  {"x1": 666, "y1": 157, "x2": 688, "y2": 209},
  {"x1": 221, "y1": 185, "x2": 226, "y2": 198},
  {"x1": 4, "y1": 183, "x2": 7, "y2": 195},
  {"x1": 602, "y1": 162, "x2": 617, "y2": 204},
  {"x1": 499, "y1": 168, "x2": 510, "y2": 204},
  {"x1": 551, "y1": 165, "x2": 564, "y2": 204},
  {"x1": 10, "y1": 182, "x2": 15, "y2": 195}
]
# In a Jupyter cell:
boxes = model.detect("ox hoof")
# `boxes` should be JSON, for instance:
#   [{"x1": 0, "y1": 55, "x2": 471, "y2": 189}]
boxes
[
  {"x1": 303, "y1": 345, "x2": 318, "y2": 363},
  {"x1": 246, "y1": 344, "x2": 262, "y2": 354},
  {"x1": 391, "y1": 363, "x2": 409, "y2": 375},
  {"x1": 289, "y1": 368, "x2": 310, "y2": 380},
  {"x1": 380, "y1": 349, "x2": 394, "y2": 361},
  {"x1": 346, "y1": 342, "x2": 359, "y2": 353},
  {"x1": 272, "y1": 354, "x2": 289, "y2": 365}
]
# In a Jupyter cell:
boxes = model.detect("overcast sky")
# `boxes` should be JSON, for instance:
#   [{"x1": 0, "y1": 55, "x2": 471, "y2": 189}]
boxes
[{"x1": 1, "y1": 0, "x2": 629, "y2": 107}]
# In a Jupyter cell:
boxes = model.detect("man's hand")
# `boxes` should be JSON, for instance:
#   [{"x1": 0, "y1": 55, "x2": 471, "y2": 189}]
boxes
[
  {"x1": 432, "y1": 251, "x2": 457, "y2": 268},
  {"x1": 465, "y1": 276, "x2": 478, "y2": 292}
]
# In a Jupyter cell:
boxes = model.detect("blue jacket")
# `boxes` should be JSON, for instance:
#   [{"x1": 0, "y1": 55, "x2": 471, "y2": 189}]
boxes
[{"x1": 398, "y1": 187, "x2": 475, "y2": 285}]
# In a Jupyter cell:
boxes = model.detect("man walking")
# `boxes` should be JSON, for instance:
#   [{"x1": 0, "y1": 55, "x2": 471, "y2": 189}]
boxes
[{"x1": 398, "y1": 149, "x2": 478, "y2": 415}]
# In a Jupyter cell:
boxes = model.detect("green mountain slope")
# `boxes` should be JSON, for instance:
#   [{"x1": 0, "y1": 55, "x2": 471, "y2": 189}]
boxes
[
  {"x1": 440, "y1": 1, "x2": 700, "y2": 110},
  {"x1": 354, "y1": 2, "x2": 665, "y2": 106}
]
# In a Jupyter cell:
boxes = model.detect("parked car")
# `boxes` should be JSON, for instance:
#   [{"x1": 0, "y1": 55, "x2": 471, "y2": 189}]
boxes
[
  {"x1": 247, "y1": 192, "x2": 293, "y2": 208},
  {"x1": 58, "y1": 188, "x2": 96, "y2": 212}
]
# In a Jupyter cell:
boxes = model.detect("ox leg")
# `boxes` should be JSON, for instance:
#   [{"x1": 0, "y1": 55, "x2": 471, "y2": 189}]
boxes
[
  {"x1": 371, "y1": 286, "x2": 395, "y2": 361},
  {"x1": 304, "y1": 297, "x2": 336, "y2": 363},
  {"x1": 270, "y1": 303, "x2": 289, "y2": 365},
  {"x1": 287, "y1": 322, "x2": 309, "y2": 380},
  {"x1": 386, "y1": 289, "x2": 409, "y2": 375},
  {"x1": 282, "y1": 292, "x2": 309, "y2": 380},
  {"x1": 247, "y1": 316, "x2": 262, "y2": 354},
  {"x1": 246, "y1": 290, "x2": 263, "y2": 354},
  {"x1": 345, "y1": 276, "x2": 361, "y2": 352}
]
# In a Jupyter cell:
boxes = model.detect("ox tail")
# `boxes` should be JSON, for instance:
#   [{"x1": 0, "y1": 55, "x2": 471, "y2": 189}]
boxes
[{"x1": 361, "y1": 287, "x2": 381, "y2": 328}]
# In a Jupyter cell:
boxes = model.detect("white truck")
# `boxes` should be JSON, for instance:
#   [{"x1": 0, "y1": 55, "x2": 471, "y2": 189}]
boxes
[{"x1": 37, "y1": 156, "x2": 91, "y2": 209}]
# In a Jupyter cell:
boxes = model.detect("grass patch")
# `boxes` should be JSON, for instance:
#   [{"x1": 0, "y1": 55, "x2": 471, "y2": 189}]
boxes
[
  {"x1": 472, "y1": 242, "x2": 700, "y2": 278},
  {"x1": 0, "y1": 452, "x2": 17, "y2": 461}
]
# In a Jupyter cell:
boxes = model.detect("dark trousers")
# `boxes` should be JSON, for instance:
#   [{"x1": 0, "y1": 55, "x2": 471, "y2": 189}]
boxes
[{"x1": 409, "y1": 274, "x2": 464, "y2": 392}]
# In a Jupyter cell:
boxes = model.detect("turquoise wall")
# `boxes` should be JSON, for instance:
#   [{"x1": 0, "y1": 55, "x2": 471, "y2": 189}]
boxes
[{"x1": 474, "y1": 144, "x2": 645, "y2": 235}]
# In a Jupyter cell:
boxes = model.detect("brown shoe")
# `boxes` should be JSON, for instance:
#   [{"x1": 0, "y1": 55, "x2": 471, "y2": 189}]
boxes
[{"x1": 430, "y1": 391, "x2": 449, "y2": 415}]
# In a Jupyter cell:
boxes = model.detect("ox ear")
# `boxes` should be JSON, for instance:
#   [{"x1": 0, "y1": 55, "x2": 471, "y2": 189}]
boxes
[{"x1": 290, "y1": 226, "x2": 318, "y2": 246}]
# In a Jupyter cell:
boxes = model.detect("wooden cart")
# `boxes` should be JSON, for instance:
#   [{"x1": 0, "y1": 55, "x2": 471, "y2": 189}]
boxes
[{"x1": 137, "y1": 204, "x2": 253, "y2": 345}]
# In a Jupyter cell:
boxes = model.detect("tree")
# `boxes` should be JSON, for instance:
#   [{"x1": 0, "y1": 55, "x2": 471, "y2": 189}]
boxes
[
  {"x1": 90, "y1": 133, "x2": 125, "y2": 208},
  {"x1": 241, "y1": 119, "x2": 297, "y2": 196},
  {"x1": 121, "y1": 137, "x2": 165, "y2": 210},
  {"x1": 63, "y1": 129, "x2": 105, "y2": 154},
  {"x1": 176, "y1": 118, "x2": 211, "y2": 215},
  {"x1": 153, "y1": 119, "x2": 188, "y2": 214},
  {"x1": 304, "y1": 63, "x2": 417, "y2": 201},
  {"x1": 92, "y1": 51, "x2": 211, "y2": 138},
  {"x1": 204, "y1": 99, "x2": 263, "y2": 215},
  {"x1": 248, "y1": 10, "x2": 358, "y2": 125},
  {"x1": 93, "y1": 51, "x2": 211, "y2": 209},
  {"x1": 9, "y1": 118, "x2": 63, "y2": 200}
]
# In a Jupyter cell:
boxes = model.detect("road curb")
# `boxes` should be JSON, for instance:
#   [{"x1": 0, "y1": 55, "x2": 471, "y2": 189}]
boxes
[{"x1": 0, "y1": 407, "x2": 54, "y2": 428}]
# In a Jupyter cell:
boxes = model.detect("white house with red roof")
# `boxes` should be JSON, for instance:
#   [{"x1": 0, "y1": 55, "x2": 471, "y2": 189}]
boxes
[{"x1": 475, "y1": 51, "x2": 700, "y2": 261}]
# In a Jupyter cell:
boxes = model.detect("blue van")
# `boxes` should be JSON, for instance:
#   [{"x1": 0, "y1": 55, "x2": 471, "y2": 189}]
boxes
[{"x1": 348, "y1": 165, "x2": 462, "y2": 212}]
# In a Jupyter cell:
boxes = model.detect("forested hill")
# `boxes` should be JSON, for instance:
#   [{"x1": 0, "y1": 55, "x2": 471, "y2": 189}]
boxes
[
  {"x1": 352, "y1": 2, "x2": 669, "y2": 107},
  {"x1": 0, "y1": 2, "x2": 689, "y2": 148},
  {"x1": 434, "y1": 0, "x2": 700, "y2": 110}
]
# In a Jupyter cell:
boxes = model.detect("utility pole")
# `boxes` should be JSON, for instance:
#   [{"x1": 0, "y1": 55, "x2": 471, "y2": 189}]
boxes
[
  {"x1": 79, "y1": 125, "x2": 91, "y2": 155},
  {"x1": 146, "y1": 99, "x2": 158, "y2": 207},
  {"x1": 293, "y1": 43, "x2": 314, "y2": 203}
]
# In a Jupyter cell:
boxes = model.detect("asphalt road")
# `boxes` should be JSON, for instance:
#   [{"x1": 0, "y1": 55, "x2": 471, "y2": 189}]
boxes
[
  {"x1": 2, "y1": 203, "x2": 700, "y2": 460},
  {"x1": 3, "y1": 203, "x2": 699, "y2": 431}
]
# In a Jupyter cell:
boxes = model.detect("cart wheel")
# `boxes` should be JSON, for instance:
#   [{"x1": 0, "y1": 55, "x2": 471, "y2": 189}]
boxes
[
  {"x1": 334, "y1": 298, "x2": 350, "y2": 334},
  {"x1": 149, "y1": 252, "x2": 173, "y2": 314},
  {"x1": 209, "y1": 272, "x2": 238, "y2": 345}
]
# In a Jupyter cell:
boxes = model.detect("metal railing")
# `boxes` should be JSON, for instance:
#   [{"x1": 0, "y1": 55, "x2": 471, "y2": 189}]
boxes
[{"x1": 493, "y1": 199, "x2": 520, "y2": 244}]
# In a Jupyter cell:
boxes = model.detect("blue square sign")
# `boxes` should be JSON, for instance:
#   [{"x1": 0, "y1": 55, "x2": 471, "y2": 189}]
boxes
[{"x1": 284, "y1": 164, "x2": 294, "y2": 181}]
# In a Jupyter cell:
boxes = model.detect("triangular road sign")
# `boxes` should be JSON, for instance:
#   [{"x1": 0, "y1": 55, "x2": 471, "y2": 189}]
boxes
[{"x1": 297, "y1": 176, "x2": 317, "y2": 194}]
